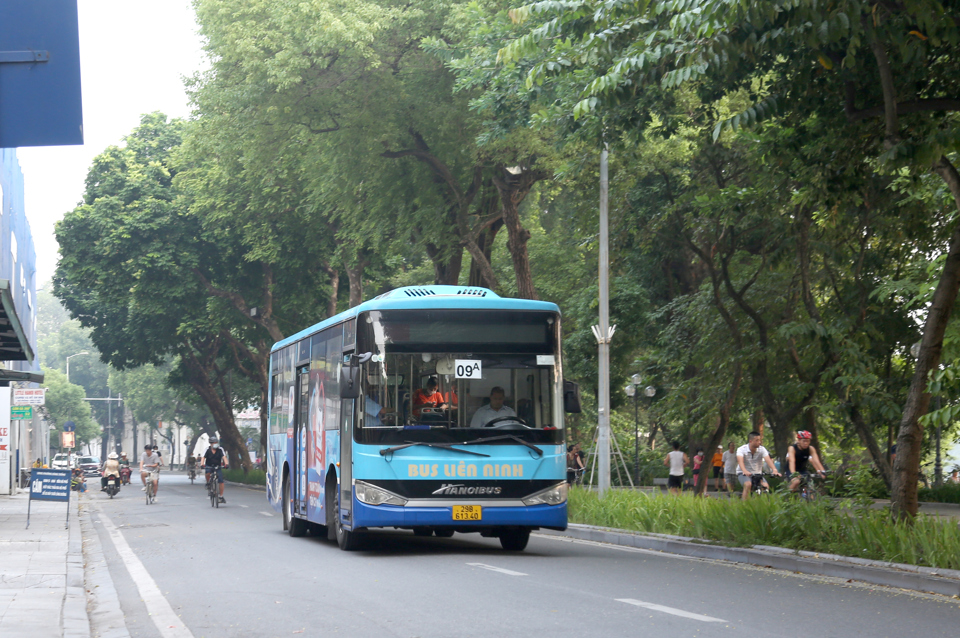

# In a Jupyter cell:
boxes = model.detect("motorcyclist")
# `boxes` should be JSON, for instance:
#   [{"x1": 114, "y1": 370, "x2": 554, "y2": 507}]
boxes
[
  {"x1": 101, "y1": 453, "x2": 121, "y2": 491},
  {"x1": 118, "y1": 453, "x2": 132, "y2": 484},
  {"x1": 187, "y1": 453, "x2": 198, "y2": 479}
]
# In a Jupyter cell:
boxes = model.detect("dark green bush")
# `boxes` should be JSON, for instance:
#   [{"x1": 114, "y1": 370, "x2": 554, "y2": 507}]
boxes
[{"x1": 222, "y1": 468, "x2": 267, "y2": 486}]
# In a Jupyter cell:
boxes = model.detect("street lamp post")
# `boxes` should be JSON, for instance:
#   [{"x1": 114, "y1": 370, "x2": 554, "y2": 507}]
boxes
[
  {"x1": 65, "y1": 351, "x2": 89, "y2": 383},
  {"x1": 625, "y1": 375, "x2": 653, "y2": 485}
]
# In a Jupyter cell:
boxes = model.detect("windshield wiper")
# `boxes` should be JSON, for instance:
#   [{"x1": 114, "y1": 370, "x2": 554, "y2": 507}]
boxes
[
  {"x1": 380, "y1": 442, "x2": 490, "y2": 458},
  {"x1": 457, "y1": 434, "x2": 543, "y2": 457}
]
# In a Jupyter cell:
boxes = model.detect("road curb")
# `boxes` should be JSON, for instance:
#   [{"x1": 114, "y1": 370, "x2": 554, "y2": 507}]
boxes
[
  {"x1": 63, "y1": 495, "x2": 90, "y2": 638},
  {"x1": 541, "y1": 524, "x2": 960, "y2": 597}
]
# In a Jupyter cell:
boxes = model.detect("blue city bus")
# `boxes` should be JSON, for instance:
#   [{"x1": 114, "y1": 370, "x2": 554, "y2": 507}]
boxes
[{"x1": 266, "y1": 285, "x2": 580, "y2": 551}]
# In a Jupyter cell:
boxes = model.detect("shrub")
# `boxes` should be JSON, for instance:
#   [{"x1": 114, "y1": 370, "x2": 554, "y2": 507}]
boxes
[
  {"x1": 567, "y1": 487, "x2": 960, "y2": 570},
  {"x1": 918, "y1": 483, "x2": 960, "y2": 504},
  {"x1": 222, "y1": 468, "x2": 267, "y2": 486}
]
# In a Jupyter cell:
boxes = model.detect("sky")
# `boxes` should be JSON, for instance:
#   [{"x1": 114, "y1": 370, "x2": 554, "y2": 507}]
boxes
[{"x1": 17, "y1": 0, "x2": 206, "y2": 288}]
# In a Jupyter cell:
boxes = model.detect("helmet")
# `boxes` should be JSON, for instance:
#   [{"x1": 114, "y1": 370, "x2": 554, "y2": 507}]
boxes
[
  {"x1": 796, "y1": 430, "x2": 812, "y2": 440},
  {"x1": 108, "y1": 453, "x2": 118, "y2": 459},
  {"x1": 209, "y1": 437, "x2": 219, "y2": 443}
]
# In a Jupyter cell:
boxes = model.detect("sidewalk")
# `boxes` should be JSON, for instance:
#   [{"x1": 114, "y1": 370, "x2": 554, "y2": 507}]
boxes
[{"x1": 0, "y1": 491, "x2": 89, "y2": 638}]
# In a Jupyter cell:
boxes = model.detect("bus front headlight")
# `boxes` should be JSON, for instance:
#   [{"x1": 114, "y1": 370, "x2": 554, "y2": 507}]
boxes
[
  {"x1": 522, "y1": 482, "x2": 568, "y2": 506},
  {"x1": 355, "y1": 480, "x2": 407, "y2": 506}
]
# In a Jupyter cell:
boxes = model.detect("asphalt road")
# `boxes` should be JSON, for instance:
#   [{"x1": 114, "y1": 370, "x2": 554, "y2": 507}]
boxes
[{"x1": 82, "y1": 474, "x2": 960, "y2": 638}]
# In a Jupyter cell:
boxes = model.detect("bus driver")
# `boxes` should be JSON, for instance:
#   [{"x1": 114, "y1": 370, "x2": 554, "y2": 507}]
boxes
[{"x1": 471, "y1": 387, "x2": 516, "y2": 427}]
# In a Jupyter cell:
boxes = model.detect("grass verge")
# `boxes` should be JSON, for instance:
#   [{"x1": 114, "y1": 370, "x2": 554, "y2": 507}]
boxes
[
  {"x1": 568, "y1": 488, "x2": 960, "y2": 570},
  {"x1": 222, "y1": 468, "x2": 267, "y2": 486}
]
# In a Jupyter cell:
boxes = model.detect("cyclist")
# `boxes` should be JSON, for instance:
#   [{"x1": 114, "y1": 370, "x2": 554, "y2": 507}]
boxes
[
  {"x1": 736, "y1": 431, "x2": 780, "y2": 499},
  {"x1": 139, "y1": 444, "x2": 164, "y2": 498},
  {"x1": 186, "y1": 452, "x2": 198, "y2": 479},
  {"x1": 786, "y1": 430, "x2": 826, "y2": 493},
  {"x1": 202, "y1": 437, "x2": 228, "y2": 503}
]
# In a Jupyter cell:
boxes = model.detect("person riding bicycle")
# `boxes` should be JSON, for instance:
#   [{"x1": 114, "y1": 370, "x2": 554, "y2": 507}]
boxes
[
  {"x1": 101, "y1": 453, "x2": 121, "y2": 491},
  {"x1": 736, "y1": 431, "x2": 780, "y2": 499},
  {"x1": 786, "y1": 430, "x2": 826, "y2": 492},
  {"x1": 139, "y1": 444, "x2": 163, "y2": 497},
  {"x1": 202, "y1": 437, "x2": 228, "y2": 503},
  {"x1": 187, "y1": 453, "x2": 197, "y2": 476}
]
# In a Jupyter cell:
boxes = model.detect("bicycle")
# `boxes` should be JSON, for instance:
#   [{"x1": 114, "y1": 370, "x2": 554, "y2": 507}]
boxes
[
  {"x1": 205, "y1": 468, "x2": 220, "y2": 508},
  {"x1": 794, "y1": 471, "x2": 829, "y2": 502},
  {"x1": 145, "y1": 469, "x2": 159, "y2": 505}
]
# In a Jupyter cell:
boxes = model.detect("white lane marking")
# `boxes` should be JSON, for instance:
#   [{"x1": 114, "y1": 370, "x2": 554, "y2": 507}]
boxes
[
  {"x1": 466, "y1": 563, "x2": 527, "y2": 576},
  {"x1": 617, "y1": 599, "x2": 726, "y2": 623},
  {"x1": 259, "y1": 511, "x2": 274, "y2": 517},
  {"x1": 238, "y1": 504, "x2": 249, "y2": 508},
  {"x1": 97, "y1": 510, "x2": 195, "y2": 638}
]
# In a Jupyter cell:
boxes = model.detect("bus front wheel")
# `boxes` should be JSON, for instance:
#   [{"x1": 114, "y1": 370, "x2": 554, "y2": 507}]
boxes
[
  {"x1": 499, "y1": 529, "x2": 530, "y2": 551},
  {"x1": 284, "y1": 478, "x2": 307, "y2": 537}
]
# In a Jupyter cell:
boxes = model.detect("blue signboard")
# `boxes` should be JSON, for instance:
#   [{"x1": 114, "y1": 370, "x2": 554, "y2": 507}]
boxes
[
  {"x1": 63, "y1": 420, "x2": 75, "y2": 432},
  {"x1": 0, "y1": 0, "x2": 83, "y2": 148},
  {"x1": 29, "y1": 468, "x2": 71, "y2": 502}
]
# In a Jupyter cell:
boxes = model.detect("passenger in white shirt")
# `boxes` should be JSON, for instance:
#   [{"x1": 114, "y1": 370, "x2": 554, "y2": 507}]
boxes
[
  {"x1": 470, "y1": 387, "x2": 517, "y2": 427},
  {"x1": 736, "y1": 431, "x2": 780, "y2": 499}
]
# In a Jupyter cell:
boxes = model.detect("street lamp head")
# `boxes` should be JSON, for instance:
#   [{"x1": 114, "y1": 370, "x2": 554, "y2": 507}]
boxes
[
  {"x1": 630, "y1": 373, "x2": 643, "y2": 386},
  {"x1": 624, "y1": 384, "x2": 636, "y2": 397},
  {"x1": 644, "y1": 385, "x2": 657, "y2": 398}
]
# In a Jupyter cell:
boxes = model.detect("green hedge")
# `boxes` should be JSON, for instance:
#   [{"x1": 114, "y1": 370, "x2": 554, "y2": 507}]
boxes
[
  {"x1": 918, "y1": 483, "x2": 960, "y2": 504},
  {"x1": 222, "y1": 468, "x2": 267, "y2": 486},
  {"x1": 568, "y1": 487, "x2": 960, "y2": 570}
]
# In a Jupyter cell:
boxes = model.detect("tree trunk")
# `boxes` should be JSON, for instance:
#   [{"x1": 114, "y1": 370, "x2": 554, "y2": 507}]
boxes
[
  {"x1": 891, "y1": 156, "x2": 960, "y2": 520},
  {"x1": 493, "y1": 169, "x2": 543, "y2": 300},
  {"x1": 425, "y1": 243, "x2": 464, "y2": 286},
  {"x1": 469, "y1": 219, "x2": 503, "y2": 288},
  {"x1": 322, "y1": 262, "x2": 339, "y2": 318},
  {"x1": 841, "y1": 395, "x2": 892, "y2": 489},
  {"x1": 344, "y1": 259, "x2": 365, "y2": 308},
  {"x1": 694, "y1": 366, "x2": 742, "y2": 496}
]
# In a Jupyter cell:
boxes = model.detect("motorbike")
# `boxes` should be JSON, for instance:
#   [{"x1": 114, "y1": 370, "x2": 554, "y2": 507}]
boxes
[
  {"x1": 104, "y1": 475, "x2": 121, "y2": 499},
  {"x1": 119, "y1": 466, "x2": 132, "y2": 485}
]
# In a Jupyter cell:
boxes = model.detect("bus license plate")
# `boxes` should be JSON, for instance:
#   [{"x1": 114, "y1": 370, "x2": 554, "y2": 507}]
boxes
[{"x1": 452, "y1": 505, "x2": 481, "y2": 521}]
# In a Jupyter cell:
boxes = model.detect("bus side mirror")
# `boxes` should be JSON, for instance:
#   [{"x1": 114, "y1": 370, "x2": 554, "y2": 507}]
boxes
[
  {"x1": 340, "y1": 365, "x2": 361, "y2": 399},
  {"x1": 563, "y1": 380, "x2": 582, "y2": 414}
]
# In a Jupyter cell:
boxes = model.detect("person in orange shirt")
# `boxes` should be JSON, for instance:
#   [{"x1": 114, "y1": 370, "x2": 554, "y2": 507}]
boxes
[
  {"x1": 412, "y1": 377, "x2": 446, "y2": 417},
  {"x1": 711, "y1": 445, "x2": 725, "y2": 491}
]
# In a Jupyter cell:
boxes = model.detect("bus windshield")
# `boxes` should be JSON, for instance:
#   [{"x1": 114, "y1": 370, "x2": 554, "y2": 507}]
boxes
[{"x1": 357, "y1": 310, "x2": 562, "y2": 444}]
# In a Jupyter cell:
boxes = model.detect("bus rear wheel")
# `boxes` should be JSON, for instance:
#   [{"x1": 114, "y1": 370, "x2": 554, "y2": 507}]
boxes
[{"x1": 499, "y1": 529, "x2": 530, "y2": 551}]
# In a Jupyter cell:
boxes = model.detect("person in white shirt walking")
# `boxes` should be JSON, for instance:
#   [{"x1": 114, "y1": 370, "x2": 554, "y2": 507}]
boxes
[
  {"x1": 736, "y1": 431, "x2": 780, "y2": 499},
  {"x1": 663, "y1": 441, "x2": 688, "y2": 495},
  {"x1": 721, "y1": 441, "x2": 738, "y2": 498}
]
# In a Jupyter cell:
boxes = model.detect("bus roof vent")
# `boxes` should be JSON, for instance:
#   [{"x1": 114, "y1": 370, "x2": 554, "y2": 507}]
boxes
[
  {"x1": 403, "y1": 288, "x2": 437, "y2": 297},
  {"x1": 455, "y1": 288, "x2": 488, "y2": 297}
]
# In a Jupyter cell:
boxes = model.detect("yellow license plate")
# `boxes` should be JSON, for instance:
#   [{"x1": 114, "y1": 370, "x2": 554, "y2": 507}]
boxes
[{"x1": 452, "y1": 505, "x2": 482, "y2": 521}]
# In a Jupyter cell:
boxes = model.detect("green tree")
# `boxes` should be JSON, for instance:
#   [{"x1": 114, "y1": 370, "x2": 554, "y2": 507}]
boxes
[{"x1": 40, "y1": 367, "x2": 98, "y2": 450}]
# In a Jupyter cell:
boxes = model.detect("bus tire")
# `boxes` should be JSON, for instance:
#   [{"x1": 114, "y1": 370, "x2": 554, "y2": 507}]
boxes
[
  {"x1": 335, "y1": 487, "x2": 362, "y2": 551},
  {"x1": 281, "y1": 473, "x2": 290, "y2": 532},
  {"x1": 285, "y1": 480, "x2": 307, "y2": 537},
  {"x1": 326, "y1": 475, "x2": 337, "y2": 542},
  {"x1": 499, "y1": 529, "x2": 530, "y2": 551}
]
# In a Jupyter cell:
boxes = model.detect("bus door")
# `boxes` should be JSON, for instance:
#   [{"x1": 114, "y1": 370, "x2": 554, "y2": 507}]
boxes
[
  {"x1": 339, "y1": 398, "x2": 355, "y2": 525},
  {"x1": 293, "y1": 365, "x2": 309, "y2": 516}
]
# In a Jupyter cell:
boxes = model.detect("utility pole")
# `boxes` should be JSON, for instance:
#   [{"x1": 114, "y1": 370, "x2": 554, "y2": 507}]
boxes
[{"x1": 592, "y1": 145, "x2": 615, "y2": 496}]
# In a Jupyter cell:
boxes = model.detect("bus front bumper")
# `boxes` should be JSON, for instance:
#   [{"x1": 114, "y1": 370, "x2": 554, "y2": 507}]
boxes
[{"x1": 350, "y1": 499, "x2": 567, "y2": 531}]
